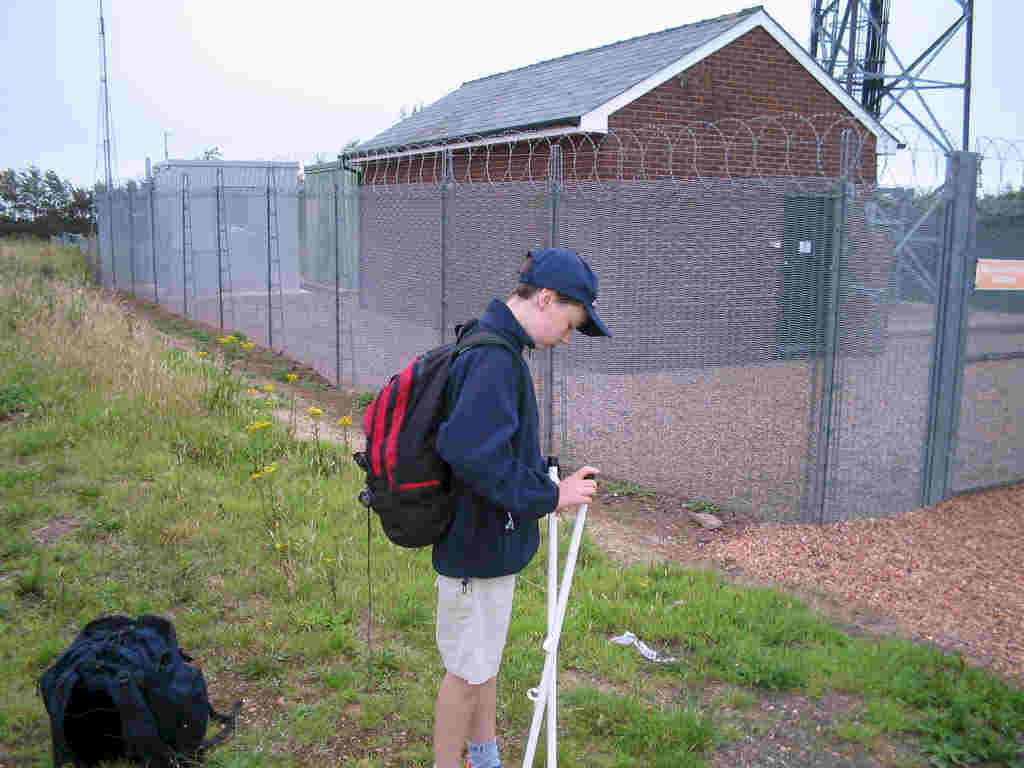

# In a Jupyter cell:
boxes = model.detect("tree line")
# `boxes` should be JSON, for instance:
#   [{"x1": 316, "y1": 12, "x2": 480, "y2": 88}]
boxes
[{"x1": 1, "y1": 166, "x2": 95, "y2": 238}]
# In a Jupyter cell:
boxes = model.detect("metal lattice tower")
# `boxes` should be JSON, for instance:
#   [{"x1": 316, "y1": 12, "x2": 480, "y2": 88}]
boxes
[{"x1": 810, "y1": 0, "x2": 974, "y2": 153}]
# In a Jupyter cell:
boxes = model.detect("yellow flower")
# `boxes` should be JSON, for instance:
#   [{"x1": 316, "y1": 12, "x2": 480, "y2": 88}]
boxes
[
  {"x1": 217, "y1": 336, "x2": 232, "y2": 344},
  {"x1": 199, "y1": 350, "x2": 208, "y2": 358},
  {"x1": 242, "y1": 341, "x2": 256, "y2": 350},
  {"x1": 307, "y1": 407, "x2": 323, "y2": 418},
  {"x1": 263, "y1": 384, "x2": 275, "y2": 392},
  {"x1": 251, "y1": 472, "x2": 263, "y2": 480},
  {"x1": 286, "y1": 374, "x2": 297, "y2": 382},
  {"x1": 247, "y1": 421, "x2": 272, "y2": 431},
  {"x1": 263, "y1": 464, "x2": 276, "y2": 474},
  {"x1": 337, "y1": 416, "x2": 352, "y2": 427}
]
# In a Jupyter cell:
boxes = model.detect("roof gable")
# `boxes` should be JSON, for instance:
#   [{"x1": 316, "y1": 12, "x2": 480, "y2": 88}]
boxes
[{"x1": 356, "y1": 6, "x2": 895, "y2": 156}]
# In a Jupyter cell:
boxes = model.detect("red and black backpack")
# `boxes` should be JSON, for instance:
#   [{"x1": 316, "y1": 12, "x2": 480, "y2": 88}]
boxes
[{"x1": 353, "y1": 321, "x2": 524, "y2": 548}]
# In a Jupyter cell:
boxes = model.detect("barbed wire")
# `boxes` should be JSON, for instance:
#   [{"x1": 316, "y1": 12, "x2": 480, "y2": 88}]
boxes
[
  {"x1": 343, "y1": 113, "x2": 877, "y2": 189},
  {"x1": 99, "y1": 114, "x2": 1021, "y2": 200}
]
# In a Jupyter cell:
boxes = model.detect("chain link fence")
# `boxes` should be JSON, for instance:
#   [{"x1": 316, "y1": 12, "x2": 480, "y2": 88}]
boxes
[{"x1": 94, "y1": 118, "x2": 1023, "y2": 523}]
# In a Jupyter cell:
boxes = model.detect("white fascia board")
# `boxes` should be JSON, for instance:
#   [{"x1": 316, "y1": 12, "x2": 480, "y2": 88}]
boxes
[
  {"x1": 580, "y1": 9, "x2": 899, "y2": 154},
  {"x1": 346, "y1": 124, "x2": 581, "y2": 164},
  {"x1": 152, "y1": 160, "x2": 300, "y2": 170}
]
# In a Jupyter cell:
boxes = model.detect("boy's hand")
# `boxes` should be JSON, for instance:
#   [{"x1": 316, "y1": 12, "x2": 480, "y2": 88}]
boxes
[{"x1": 557, "y1": 466, "x2": 600, "y2": 509}]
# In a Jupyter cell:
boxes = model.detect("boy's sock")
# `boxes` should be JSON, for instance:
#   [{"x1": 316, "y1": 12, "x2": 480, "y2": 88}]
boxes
[{"x1": 468, "y1": 739, "x2": 501, "y2": 768}]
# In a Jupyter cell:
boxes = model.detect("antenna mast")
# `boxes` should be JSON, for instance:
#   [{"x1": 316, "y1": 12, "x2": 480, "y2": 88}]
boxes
[
  {"x1": 99, "y1": 0, "x2": 115, "y2": 193},
  {"x1": 97, "y1": 0, "x2": 118, "y2": 283},
  {"x1": 810, "y1": 0, "x2": 974, "y2": 153}
]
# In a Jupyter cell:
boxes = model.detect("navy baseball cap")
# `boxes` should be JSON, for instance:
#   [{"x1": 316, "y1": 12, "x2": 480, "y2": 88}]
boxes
[{"x1": 520, "y1": 248, "x2": 610, "y2": 337}]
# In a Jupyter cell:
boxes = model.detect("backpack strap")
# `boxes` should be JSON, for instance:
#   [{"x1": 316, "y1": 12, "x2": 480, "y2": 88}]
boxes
[
  {"x1": 113, "y1": 669, "x2": 175, "y2": 767},
  {"x1": 199, "y1": 700, "x2": 243, "y2": 755},
  {"x1": 452, "y1": 328, "x2": 530, "y2": 412}
]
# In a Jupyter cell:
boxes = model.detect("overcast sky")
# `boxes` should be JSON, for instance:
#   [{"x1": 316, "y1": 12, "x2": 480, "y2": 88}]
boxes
[{"x1": 1, "y1": 1, "x2": 1019, "y2": 189}]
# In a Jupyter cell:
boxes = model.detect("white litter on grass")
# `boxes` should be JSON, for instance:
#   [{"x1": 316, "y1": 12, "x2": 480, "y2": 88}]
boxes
[{"x1": 609, "y1": 631, "x2": 678, "y2": 664}]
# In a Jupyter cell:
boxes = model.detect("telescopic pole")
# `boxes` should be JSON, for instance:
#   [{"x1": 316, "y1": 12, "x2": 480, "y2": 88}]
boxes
[
  {"x1": 523, "y1": 466, "x2": 592, "y2": 768},
  {"x1": 545, "y1": 458, "x2": 559, "y2": 765}
]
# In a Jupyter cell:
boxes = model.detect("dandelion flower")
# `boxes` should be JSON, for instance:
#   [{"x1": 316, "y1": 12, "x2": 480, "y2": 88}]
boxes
[
  {"x1": 307, "y1": 407, "x2": 323, "y2": 417},
  {"x1": 251, "y1": 472, "x2": 263, "y2": 480},
  {"x1": 263, "y1": 464, "x2": 276, "y2": 474},
  {"x1": 247, "y1": 421, "x2": 272, "y2": 431},
  {"x1": 217, "y1": 336, "x2": 231, "y2": 344},
  {"x1": 243, "y1": 341, "x2": 256, "y2": 350},
  {"x1": 286, "y1": 374, "x2": 297, "y2": 382},
  {"x1": 337, "y1": 416, "x2": 352, "y2": 427},
  {"x1": 199, "y1": 350, "x2": 208, "y2": 358},
  {"x1": 263, "y1": 384, "x2": 275, "y2": 393}
]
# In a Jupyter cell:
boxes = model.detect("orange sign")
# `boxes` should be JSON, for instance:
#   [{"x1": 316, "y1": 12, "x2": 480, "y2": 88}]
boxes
[{"x1": 975, "y1": 259, "x2": 1024, "y2": 291}]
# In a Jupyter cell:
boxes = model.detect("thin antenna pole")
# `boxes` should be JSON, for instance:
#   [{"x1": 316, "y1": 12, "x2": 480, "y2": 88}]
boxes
[
  {"x1": 99, "y1": 1, "x2": 114, "y2": 194},
  {"x1": 98, "y1": 0, "x2": 117, "y2": 285}
]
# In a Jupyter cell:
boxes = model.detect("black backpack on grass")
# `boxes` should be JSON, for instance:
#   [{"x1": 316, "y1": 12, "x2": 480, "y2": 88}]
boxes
[
  {"x1": 38, "y1": 614, "x2": 239, "y2": 767},
  {"x1": 354, "y1": 320, "x2": 527, "y2": 548}
]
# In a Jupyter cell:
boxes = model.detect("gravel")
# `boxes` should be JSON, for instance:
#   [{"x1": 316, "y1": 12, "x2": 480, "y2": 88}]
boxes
[{"x1": 586, "y1": 482, "x2": 1024, "y2": 685}]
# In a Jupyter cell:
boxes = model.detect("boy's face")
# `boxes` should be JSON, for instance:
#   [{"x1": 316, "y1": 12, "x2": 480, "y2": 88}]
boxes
[{"x1": 533, "y1": 290, "x2": 588, "y2": 349}]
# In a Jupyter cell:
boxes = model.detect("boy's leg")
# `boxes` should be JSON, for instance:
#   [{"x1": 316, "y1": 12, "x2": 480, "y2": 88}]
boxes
[
  {"x1": 466, "y1": 676, "x2": 500, "y2": 767},
  {"x1": 434, "y1": 671, "x2": 478, "y2": 768},
  {"x1": 434, "y1": 574, "x2": 515, "y2": 768},
  {"x1": 467, "y1": 676, "x2": 497, "y2": 744}
]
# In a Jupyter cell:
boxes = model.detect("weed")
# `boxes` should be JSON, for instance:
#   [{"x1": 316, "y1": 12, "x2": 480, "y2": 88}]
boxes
[
  {"x1": 687, "y1": 499, "x2": 721, "y2": 516},
  {"x1": 602, "y1": 478, "x2": 656, "y2": 497},
  {"x1": 0, "y1": 383, "x2": 38, "y2": 418},
  {"x1": 15, "y1": 551, "x2": 49, "y2": 601},
  {"x1": 353, "y1": 392, "x2": 375, "y2": 410}
]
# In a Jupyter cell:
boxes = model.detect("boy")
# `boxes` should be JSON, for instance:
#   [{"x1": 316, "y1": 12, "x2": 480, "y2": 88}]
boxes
[{"x1": 433, "y1": 247, "x2": 610, "y2": 768}]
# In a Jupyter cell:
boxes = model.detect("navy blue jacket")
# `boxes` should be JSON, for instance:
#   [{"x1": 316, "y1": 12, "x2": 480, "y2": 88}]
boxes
[{"x1": 433, "y1": 299, "x2": 559, "y2": 578}]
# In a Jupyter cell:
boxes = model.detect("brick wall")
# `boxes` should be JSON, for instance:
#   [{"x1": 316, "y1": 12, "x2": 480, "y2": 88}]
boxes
[{"x1": 605, "y1": 27, "x2": 877, "y2": 181}]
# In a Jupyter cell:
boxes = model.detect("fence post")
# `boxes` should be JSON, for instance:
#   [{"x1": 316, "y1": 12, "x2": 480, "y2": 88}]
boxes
[
  {"x1": 109, "y1": 186, "x2": 118, "y2": 290},
  {"x1": 149, "y1": 180, "x2": 158, "y2": 305},
  {"x1": 545, "y1": 145, "x2": 563, "y2": 456},
  {"x1": 181, "y1": 176, "x2": 188, "y2": 317},
  {"x1": 266, "y1": 175, "x2": 272, "y2": 348},
  {"x1": 216, "y1": 169, "x2": 224, "y2": 330},
  {"x1": 440, "y1": 151, "x2": 452, "y2": 344},
  {"x1": 334, "y1": 168, "x2": 342, "y2": 386},
  {"x1": 128, "y1": 183, "x2": 136, "y2": 296},
  {"x1": 812, "y1": 131, "x2": 854, "y2": 522},
  {"x1": 922, "y1": 152, "x2": 979, "y2": 506}
]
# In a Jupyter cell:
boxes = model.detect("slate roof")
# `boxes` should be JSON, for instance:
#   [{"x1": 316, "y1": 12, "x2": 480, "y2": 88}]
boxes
[{"x1": 356, "y1": 7, "x2": 762, "y2": 153}]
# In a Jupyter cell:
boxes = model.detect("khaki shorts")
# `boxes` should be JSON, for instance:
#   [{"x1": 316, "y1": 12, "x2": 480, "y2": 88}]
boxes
[{"x1": 435, "y1": 574, "x2": 516, "y2": 685}]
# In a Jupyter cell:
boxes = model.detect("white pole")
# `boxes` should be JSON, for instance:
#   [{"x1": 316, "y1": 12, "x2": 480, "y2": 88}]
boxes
[
  {"x1": 546, "y1": 463, "x2": 559, "y2": 767},
  {"x1": 522, "y1": 491, "x2": 589, "y2": 768}
]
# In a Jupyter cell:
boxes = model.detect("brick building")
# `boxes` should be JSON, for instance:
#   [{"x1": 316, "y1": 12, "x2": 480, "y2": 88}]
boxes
[{"x1": 349, "y1": 6, "x2": 895, "y2": 183}]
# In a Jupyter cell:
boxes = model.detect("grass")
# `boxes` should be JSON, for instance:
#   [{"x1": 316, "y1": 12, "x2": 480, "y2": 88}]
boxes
[{"x1": 1, "y1": 238, "x2": 1022, "y2": 766}]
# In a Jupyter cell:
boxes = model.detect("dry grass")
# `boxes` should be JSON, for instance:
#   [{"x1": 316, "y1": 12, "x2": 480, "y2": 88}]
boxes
[{"x1": 1, "y1": 241, "x2": 210, "y2": 425}]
